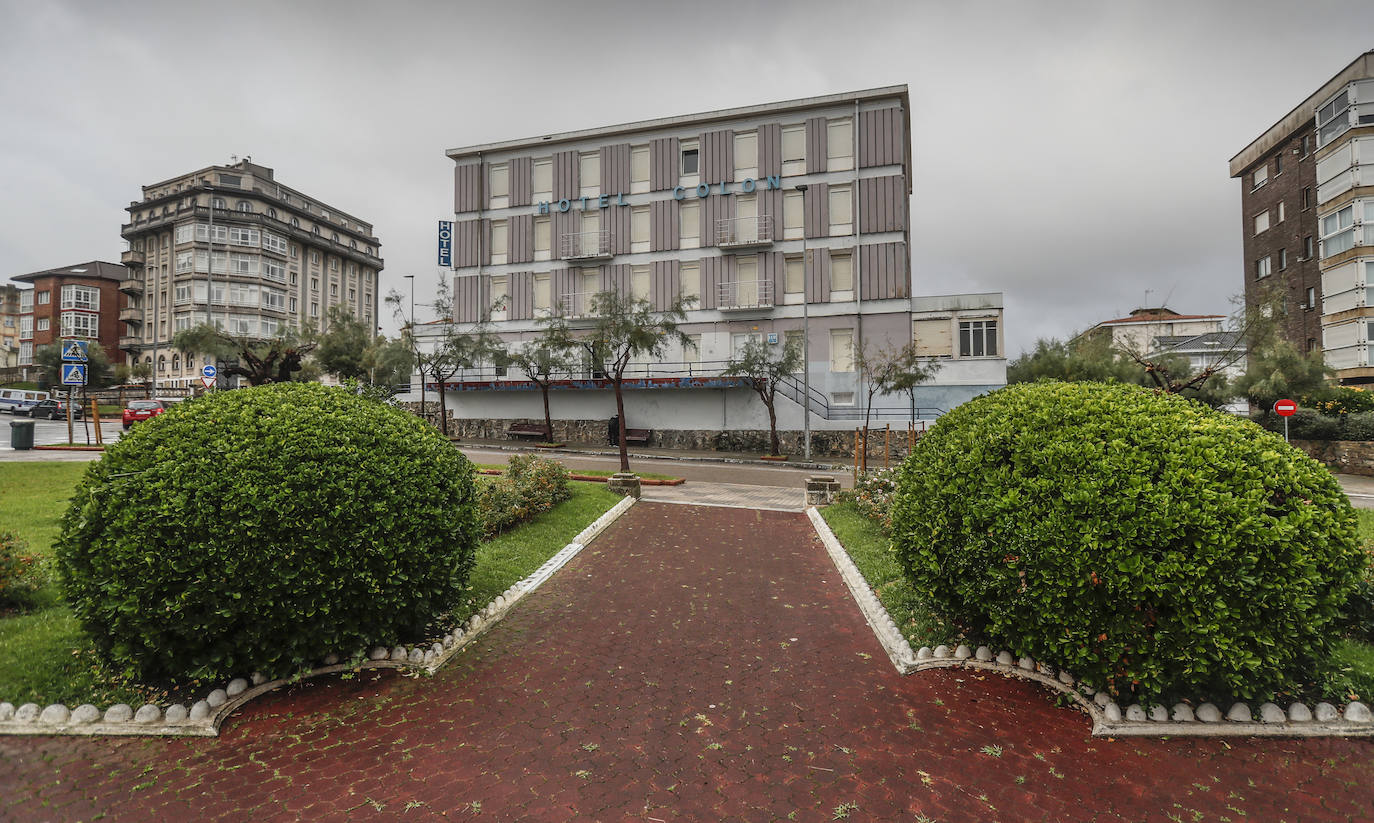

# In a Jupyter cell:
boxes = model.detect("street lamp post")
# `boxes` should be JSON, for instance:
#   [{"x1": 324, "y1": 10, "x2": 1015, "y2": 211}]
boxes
[
  {"x1": 404, "y1": 274, "x2": 422, "y2": 413},
  {"x1": 795, "y1": 184, "x2": 811, "y2": 462}
]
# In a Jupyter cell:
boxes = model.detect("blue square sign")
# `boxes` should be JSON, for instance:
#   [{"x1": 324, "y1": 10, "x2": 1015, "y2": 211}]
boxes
[
  {"x1": 61, "y1": 340, "x2": 89, "y2": 362},
  {"x1": 61, "y1": 363, "x2": 87, "y2": 385}
]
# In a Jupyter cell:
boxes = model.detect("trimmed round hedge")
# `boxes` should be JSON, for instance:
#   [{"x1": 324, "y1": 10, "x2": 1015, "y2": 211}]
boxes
[
  {"x1": 891, "y1": 381, "x2": 1364, "y2": 703},
  {"x1": 56, "y1": 383, "x2": 479, "y2": 683}
]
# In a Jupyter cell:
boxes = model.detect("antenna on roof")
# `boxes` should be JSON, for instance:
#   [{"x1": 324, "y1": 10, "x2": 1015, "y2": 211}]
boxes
[{"x1": 230, "y1": 154, "x2": 238, "y2": 163}]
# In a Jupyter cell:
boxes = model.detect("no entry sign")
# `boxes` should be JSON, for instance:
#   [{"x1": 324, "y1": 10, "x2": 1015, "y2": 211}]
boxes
[{"x1": 1274, "y1": 399, "x2": 1298, "y2": 417}]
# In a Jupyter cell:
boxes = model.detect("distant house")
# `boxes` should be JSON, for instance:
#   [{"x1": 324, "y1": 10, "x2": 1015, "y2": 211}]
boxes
[
  {"x1": 1072, "y1": 307, "x2": 1226, "y2": 355},
  {"x1": 1149, "y1": 330, "x2": 1247, "y2": 382}
]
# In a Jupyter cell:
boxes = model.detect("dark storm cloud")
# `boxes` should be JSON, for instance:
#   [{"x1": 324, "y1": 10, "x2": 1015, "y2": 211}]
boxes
[{"x1": 2, "y1": 0, "x2": 1372, "y2": 354}]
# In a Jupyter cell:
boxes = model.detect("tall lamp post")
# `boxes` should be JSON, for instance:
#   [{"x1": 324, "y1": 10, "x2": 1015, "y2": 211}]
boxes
[
  {"x1": 404, "y1": 274, "x2": 421, "y2": 410},
  {"x1": 795, "y1": 184, "x2": 811, "y2": 462}
]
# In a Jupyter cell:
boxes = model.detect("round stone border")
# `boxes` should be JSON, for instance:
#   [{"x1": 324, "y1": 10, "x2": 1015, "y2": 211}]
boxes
[
  {"x1": 806, "y1": 506, "x2": 1374, "y2": 739},
  {"x1": 0, "y1": 495, "x2": 638, "y2": 738}
]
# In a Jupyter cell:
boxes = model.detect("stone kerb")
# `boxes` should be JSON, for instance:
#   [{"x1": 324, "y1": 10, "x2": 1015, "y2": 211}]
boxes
[
  {"x1": 806, "y1": 506, "x2": 1374, "y2": 740},
  {"x1": 0, "y1": 495, "x2": 638, "y2": 739}
]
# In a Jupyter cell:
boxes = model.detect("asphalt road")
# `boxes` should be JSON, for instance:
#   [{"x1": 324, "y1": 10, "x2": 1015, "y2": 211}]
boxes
[{"x1": 0, "y1": 414, "x2": 126, "y2": 450}]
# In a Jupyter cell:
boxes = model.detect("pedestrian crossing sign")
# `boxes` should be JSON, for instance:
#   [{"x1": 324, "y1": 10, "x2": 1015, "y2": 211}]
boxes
[
  {"x1": 61, "y1": 363, "x2": 87, "y2": 386},
  {"x1": 61, "y1": 340, "x2": 89, "y2": 362}
]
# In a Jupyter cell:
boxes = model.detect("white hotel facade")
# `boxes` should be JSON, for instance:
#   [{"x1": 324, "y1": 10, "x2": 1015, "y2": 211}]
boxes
[{"x1": 417, "y1": 87, "x2": 1006, "y2": 451}]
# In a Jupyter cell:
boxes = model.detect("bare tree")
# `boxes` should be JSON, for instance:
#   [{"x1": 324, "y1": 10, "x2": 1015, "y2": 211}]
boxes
[
  {"x1": 723, "y1": 337, "x2": 802, "y2": 457},
  {"x1": 505, "y1": 336, "x2": 578, "y2": 444},
  {"x1": 855, "y1": 340, "x2": 941, "y2": 429}
]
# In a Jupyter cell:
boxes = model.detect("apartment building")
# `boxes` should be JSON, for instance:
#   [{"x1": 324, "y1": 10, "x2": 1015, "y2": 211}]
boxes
[
  {"x1": 120, "y1": 159, "x2": 383, "y2": 387},
  {"x1": 10, "y1": 261, "x2": 129, "y2": 370},
  {"x1": 1231, "y1": 51, "x2": 1374, "y2": 382},
  {"x1": 424, "y1": 88, "x2": 1006, "y2": 446},
  {"x1": 1, "y1": 284, "x2": 22, "y2": 369}
]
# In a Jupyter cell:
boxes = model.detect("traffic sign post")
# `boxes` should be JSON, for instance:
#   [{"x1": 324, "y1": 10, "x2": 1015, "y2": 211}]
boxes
[
  {"x1": 201, "y1": 364, "x2": 217, "y2": 391},
  {"x1": 1274, "y1": 398, "x2": 1298, "y2": 442},
  {"x1": 61, "y1": 363, "x2": 87, "y2": 386},
  {"x1": 61, "y1": 340, "x2": 89, "y2": 362}
]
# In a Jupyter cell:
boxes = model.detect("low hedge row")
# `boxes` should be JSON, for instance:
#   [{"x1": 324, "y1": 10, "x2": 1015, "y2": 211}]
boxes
[
  {"x1": 477, "y1": 455, "x2": 573, "y2": 540},
  {"x1": 1254, "y1": 409, "x2": 1374, "y2": 441}
]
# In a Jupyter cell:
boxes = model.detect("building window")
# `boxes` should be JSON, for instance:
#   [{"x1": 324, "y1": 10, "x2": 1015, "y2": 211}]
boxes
[
  {"x1": 734, "y1": 131, "x2": 758, "y2": 180},
  {"x1": 230, "y1": 254, "x2": 258, "y2": 275},
  {"x1": 60, "y1": 311, "x2": 99, "y2": 339},
  {"x1": 1278, "y1": 248, "x2": 1288, "y2": 270},
  {"x1": 19, "y1": 316, "x2": 32, "y2": 338},
  {"x1": 533, "y1": 158, "x2": 552, "y2": 201},
  {"x1": 490, "y1": 219, "x2": 508, "y2": 265},
  {"x1": 289, "y1": 296, "x2": 298, "y2": 313},
  {"x1": 782, "y1": 125, "x2": 805, "y2": 175},
  {"x1": 1304, "y1": 235, "x2": 1314, "y2": 259},
  {"x1": 60, "y1": 284, "x2": 100, "y2": 311},
  {"x1": 491, "y1": 276, "x2": 509, "y2": 319},
  {"x1": 211, "y1": 197, "x2": 226, "y2": 209},
  {"x1": 533, "y1": 274, "x2": 551, "y2": 315},
  {"x1": 262, "y1": 288, "x2": 287, "y2": 311},
  {"x1": 1255, "y1": 256, "x2": 1272, "y2": 279},
  {"x1": 18, "y1": 342, "x2": 32, "y2": 366},
  {"x1": 680, "y1": 144, "x2": 699, "y2": 178},
  {"x1": 1252, "y1": 165, "x2": 1268, "y2": 190},
  {"x1": 290, "y1": 217, "x2": 300, "y2": 228},
  {"x1": 631, "y1": 265, "x2": 651, "y2": 301},
  {"x1": 1302, "y1": 135, "x2": 1312, "y2": 157},
  {"x1": 19, "y1": 290, "x2": 32, "y2": 312},
  {"x1": 580, "y1": 151, "x2": 600, "y2": 197},
  {"x1": 262, "y1": 231, "x2": 287, "y2": 254},
  {"x1": 827, "y1": 118, "x2": 854, "y2": 172},
  {"x1": 534, "y1": 216, "x2": 551, "y2": 261},
  {"x1": 783, "y1": 190, "x2": 804, "y2": 240},
  {"x1": 1306, "y1": 287, "x2": 1317, "y2": 309},
  {"x1": 959, "y1": 320, "x2": 998, "y2": 357},
  {"x1": 36, "y1": 290, "x2": 49, "y2": 305},
  {"x1": 36, "y1": 318, "x2": 49, "y2": 332},
  {"x1": 1317, "y1": 87, "x2": 1352, "y2": 148},
  {"x1": 1277, "y1": 201, "x2": 1286, "y2": 223},
  {"x1": 1274, "y1": 154, "x2": 1282, "y2": 175},
  {"x1": 680, "y1": 201, "x2": 700, "y2": 249},
  {"x1": 1254, "y1": 210, "x2": 1270, "y2": 235},
  {"x1": 266, "y1": 208, "x2": 277, "y2": 219},
  {"x1": 197, "y1": 223, "x2": 229, "y2": 243},
  {"x1": 236, "y1": 200, "x2": 253, "y2": 212},
  {"x1": 489, "y1": 162, "x2": 510, "y2": 204},
  {"x1": 828, "y1": 185, "x2": 853, "y2": 236},
  {"x1": 830, "y1": 252, "x2": 853, "y2": 296},
  {"x1": 310, "y1": 301, "x2": 319, "y2": 318},
  {"x1": 784, "y1": 255, "x2": 804, "y2": 297},
  {"x1": 684, "y1": 334, "x2": 702, "y2": 364},
  {"x1": 631, "y1": 146, "x2": 650, "y2": 193},
  {"x1": 311, "y1": 277, "x2": 319, "y2": 292},
  {"x1": 631, "y1": 206, "x2": 650, "y2": 253},
  {"x1": 679, "y1": 261, "x2": 700, "y2": 303},
  {"x1": 1303, "y1": 187, "x2": 1312, "y2": 210},
  {"x1": 1320, "y1": 204, "x2": 1356, "y2": 258},
  {"x1": 829, "y1": 328, "x2": 855, "y2": 372}
]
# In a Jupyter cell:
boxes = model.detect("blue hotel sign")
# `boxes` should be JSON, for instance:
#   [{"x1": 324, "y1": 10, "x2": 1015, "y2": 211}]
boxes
[
  {"x1": 437, "y1": 220, "x2": 453, "y2": 267},
  {"x1": 536, "y1": 175, "x2": 783, "y2": 214}
]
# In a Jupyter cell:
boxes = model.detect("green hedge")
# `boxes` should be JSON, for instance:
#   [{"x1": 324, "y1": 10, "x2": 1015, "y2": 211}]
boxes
[
  {"x1": 56, "y1": 383, "x2": 480, "y2": 683},
  {"x1": 477, "y1": 454, "x2": 573, "y2": 540},
  {"x1": 891, "y1": 381, "x2": 1364, "y2": 703}
]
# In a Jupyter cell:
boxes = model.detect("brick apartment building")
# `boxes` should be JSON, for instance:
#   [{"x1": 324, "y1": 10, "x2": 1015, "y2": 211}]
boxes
[{"x1": 12, "y1": 261, "x2": 129, "y2": 369}]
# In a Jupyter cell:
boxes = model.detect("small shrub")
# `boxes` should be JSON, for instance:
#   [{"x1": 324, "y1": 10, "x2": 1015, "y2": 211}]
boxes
[
  {"x1": 837, "y1": 469, "x2": 899, "y2": 533},
  {"x1": 1255, "y1": 408, "x2": 1342, "y2": 440},
  {"x1": 892, "y1": 382, "x2": 1365, "y2": 703},
  {"x1": 478, "y1": 455, "x2": 572, "y2": 540},
  {"x1": 0, "y1": 531, "x2": 45, "y2": 607},
  {"x1": 1304, "y1": 386, "x2": 1374, "y2": 417},
  {"x1": 1341, "y1": 412, "x2": 1374, "y2": 442},
  {"x1": 56, "y1": 383, "x2": 480, "y2": 683}
]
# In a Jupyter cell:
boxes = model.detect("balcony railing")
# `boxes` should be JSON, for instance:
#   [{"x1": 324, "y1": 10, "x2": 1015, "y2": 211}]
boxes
[
  {"x1": 118, "y1": 278, "x2": 143, "y2": 295},
  {"x1": 118, "y1": 336, "x2": 142, "y2": 350},
  {"x1": 715, "y1": 215, "x2": 774, "y2": 248},
  {"x1": 121, "y1": 249, "x2": 146, "y2": 266},
  {"x1": 118, "y1": 308, "x2": 142, "y2": 324},
  {"x1": 559, "y1": 230, "x2": 612, "y2": 260},
  {"x1": 558, "y1": 291, "x2": 598, "y2": 318},
  {"x1": 716, "y1": 279, "x2": 774, "y2": 310}
]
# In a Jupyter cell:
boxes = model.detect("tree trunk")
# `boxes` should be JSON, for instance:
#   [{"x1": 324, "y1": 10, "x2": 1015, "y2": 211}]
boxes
[
  {"x1": 435, "y1": 368, "x2": 450, "y2": 436},
  {"x1": 765, "y1": 396, "x2": 780, "y2": 456},
  {"x1": 541, "y1": 383, "x2": 554, "y2": 442},
  {"x1": 614, "y1": 379, "x2": 629, "y2": 472}
]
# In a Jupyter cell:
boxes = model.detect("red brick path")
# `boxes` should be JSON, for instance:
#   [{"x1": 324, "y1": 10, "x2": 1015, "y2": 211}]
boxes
[{"x1": 2, "y1": 503, "x2": 1372, "y2": 821}]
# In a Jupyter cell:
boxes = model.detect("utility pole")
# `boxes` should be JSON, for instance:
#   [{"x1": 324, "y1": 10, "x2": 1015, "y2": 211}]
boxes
[{"x1": 795, "y1": 183, "x2": 811, "y2": 462}]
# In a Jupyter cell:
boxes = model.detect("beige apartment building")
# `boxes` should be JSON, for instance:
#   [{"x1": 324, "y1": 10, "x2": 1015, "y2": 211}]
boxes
[{"x1": 119, "y1": 159, "x2": 383, "y2": 387}]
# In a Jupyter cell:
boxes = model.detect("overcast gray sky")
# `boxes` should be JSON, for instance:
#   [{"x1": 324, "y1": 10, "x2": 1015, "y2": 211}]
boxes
[{"x1": 2, "y1": 0, "x2": 1371, "y2": 356}]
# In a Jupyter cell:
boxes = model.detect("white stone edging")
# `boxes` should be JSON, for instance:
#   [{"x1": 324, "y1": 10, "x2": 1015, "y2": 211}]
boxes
[
  {"x1": 806, "y1": 505, "x2": 1374, "y2": 739},
  {"x1": 0, "y1": 494, "x2": 638, "y2": 738}
]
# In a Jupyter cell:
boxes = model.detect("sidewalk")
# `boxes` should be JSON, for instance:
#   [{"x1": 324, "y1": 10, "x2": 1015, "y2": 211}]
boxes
[{"x1": 2, "y1": 502, "x2": 1370, "y2": 821}]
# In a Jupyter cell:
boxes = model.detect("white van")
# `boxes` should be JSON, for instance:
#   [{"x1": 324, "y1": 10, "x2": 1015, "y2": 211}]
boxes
[{"x1": 0, "y1": 388, "x2": 50, "y2": 414}]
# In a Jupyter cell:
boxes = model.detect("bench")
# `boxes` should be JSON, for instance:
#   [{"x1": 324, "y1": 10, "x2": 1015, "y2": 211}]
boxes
[
  {"x1": 623, "y1": 428, "x2": 652, "y2": 444},
  {"x1": 506, "y1": 423, "x2": 551, "y2": 440}
]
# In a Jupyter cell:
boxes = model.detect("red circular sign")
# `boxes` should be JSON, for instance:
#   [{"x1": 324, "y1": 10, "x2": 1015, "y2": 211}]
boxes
[{"x1": 1274, "y1": 399, "x2": 1298, "y2": 417}]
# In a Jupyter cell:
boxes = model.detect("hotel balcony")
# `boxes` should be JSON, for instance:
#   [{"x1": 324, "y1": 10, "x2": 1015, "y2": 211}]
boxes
[
  {"x1": 715, "y1": 215, "x2": 774, "y2": 249},
  {"x1": 716, "y1": 279, "x2": 774, "y2": 311},
  {"x1": 559, "y1": 230, "x2": 612, "y2": 261}
]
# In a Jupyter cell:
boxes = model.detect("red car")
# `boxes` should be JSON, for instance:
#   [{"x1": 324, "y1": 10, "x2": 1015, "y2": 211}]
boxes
[{"x1": 122, "y1": 399, "x2": 169, "y2": 430}]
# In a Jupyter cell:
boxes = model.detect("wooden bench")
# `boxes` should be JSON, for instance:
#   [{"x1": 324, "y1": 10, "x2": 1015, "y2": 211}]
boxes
[
  {"x1": 506, "y1": 423, "x2": 551, "y2": 440},
  {"x1": 623, "y1": 428, "x2": 652, "y2": 444}
]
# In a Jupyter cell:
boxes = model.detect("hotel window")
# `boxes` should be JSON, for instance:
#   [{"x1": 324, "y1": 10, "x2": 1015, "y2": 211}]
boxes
[
  {"x1": 827, "y1": 118, "x2": 854, "y2": 171},
  {"x1": 631, "y1": 206, "x2": 650, "y2": 253},
  {"x1": 830, "y1": 328, "x2": 855, "y2": 372},
  {"x1": 784, "y1": 254, "x2": 804, "y2": 300},
  {"x1": 959, "y1": 320, "x2": 998, "y2": 357},
  {"x1": 830, "y1": 251, "x2": 854, "y2": 297},
  {"x1": 828, "y1": 185, "x2": 853, "y2": 236},
  {"x1": 734, "y1": 131, "x2": 758, "y2": 180},
  {"x1": 684, "y1": 334, "x2": 702, "y2": 364},
  {"x1": 680, "y1": 201, "x2": 700, "y2": 249},
  {"x1": 631, "y1": 146, "x2": 650, "y2": 193},
  {"x1": 783, "y1": 190, "x2": 804, "y2": 239},
  {"x1": 533, "y1": 158, "x2": 552, "y2": 201},
  {"x1": 489, "y1": 163, "x2": 509, "y2": 208},
  {"x1": 61, "y1": 284, "x2": 100, "y2": 311},
  {"x1": 490, "y1": 219, "x2": 508, "y2": 265},
  {"x1": 631, "y1": 265, "x2": 651, "y2": 301},
  {"x1": 491, "y1": 276, "x2": 508, "y2": 320},
  {"x1": 580, "y1": 151, "x2": 600, "y2": 197},
  {"x1": 533, "y1": 274, "x2": 552, "y2": 315},
  {"x1": 1252, "y1": 164, "x2": 1268, "y2": 190},
  {"x1": 1255, "y1": 256, "x2": 1272, "y2": 279},
  {"x1": 311, "y1": 277, "x2": 319, "y2": 292},
  {"x1": 36, "y1": 290, "x2": 49, "y2": 305},
  {"x1": 60, "y1": 311, "x2": 99, "y2": 339},
  {"x1": 330, "y1": 283, "x2": 339, "y2": 298},
  {"x1": 680, "y1": 140, "x2": 699, "y2": 184},
  {"x1": 534, "y1": 216, "x2": 551, "y2": 260},
  {"x1": 781, "y1": 125, "x2": 805, "y2": 175},
  {"x1": 735, "y1": 258, "x2": 759, "y2": 306},
  {"x1": 1253, "y1": 210, "x2": 1270, "y2": 235},
  {"x1": 679, "y1": 261, "x2": 700, "y2": 303}
]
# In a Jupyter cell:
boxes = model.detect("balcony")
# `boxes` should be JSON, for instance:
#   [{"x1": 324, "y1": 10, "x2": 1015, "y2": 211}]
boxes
[
  {"x1": 717, "y1": 279, "x2": 774, "y2": 310},
  {"x1": 118, "y1": 336, "x2": 142, "y2": 351},
  {"x1": 118, "y1": 278, "x2": 143, "y2": 296},
  {"x1": 559, "y1": 230, "x2": 612, "y2": 261},
  {"x1": 558, "y1": 291, "x2": 598, "y2": 319},
  {"x1": 121, "y1": 249, "x2": 146, "y2": 266},
  {"x1": 119, "y1": 308, "x2": 142, "y2": 324},
  {"x1": 715, "y1": 215, "x2": 774, "y2": 249}
]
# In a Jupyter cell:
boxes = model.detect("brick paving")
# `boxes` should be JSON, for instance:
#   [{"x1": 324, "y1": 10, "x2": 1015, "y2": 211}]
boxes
[{"x1": 2, "y1": 503, "x2": 1373, "y2": 821}]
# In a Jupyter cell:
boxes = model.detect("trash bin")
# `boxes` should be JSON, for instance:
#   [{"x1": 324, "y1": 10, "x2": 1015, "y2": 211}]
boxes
[
  {"x1": 10, "y1": 419, "x2": 35, "y2": 450},
  {"x1": 608, "y1": 415, "x2": 619, "y2": 446}
]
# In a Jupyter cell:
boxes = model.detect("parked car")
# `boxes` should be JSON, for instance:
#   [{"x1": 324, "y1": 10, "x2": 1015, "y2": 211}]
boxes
[
  {"x1": 122, "y1": 399, "x2": 168, "y2": 430},
  {"x1": 23, "y1": 398, "x2": 83, "y2": 420}
]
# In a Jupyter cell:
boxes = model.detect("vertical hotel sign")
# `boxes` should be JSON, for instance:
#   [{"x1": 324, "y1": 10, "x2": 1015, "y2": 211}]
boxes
[{"x1": 437, "y1": 220, "x2": 453, "y2": 268}]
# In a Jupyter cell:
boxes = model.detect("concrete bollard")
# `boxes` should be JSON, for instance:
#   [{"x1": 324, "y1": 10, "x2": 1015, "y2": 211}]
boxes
[{"x1": 606, "y1": 472, "x2": 641, "y2": 499}]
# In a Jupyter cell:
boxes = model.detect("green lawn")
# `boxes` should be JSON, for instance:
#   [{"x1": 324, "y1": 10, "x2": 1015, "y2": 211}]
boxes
[{"x1": 0, "y1": 461, "x2": 623, "y2": 707}]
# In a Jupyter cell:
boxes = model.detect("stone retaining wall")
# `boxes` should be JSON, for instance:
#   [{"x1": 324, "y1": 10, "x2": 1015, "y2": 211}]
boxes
[{"x1": 1290, "y1": 439, "x2": 1374, "y2": 477}]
